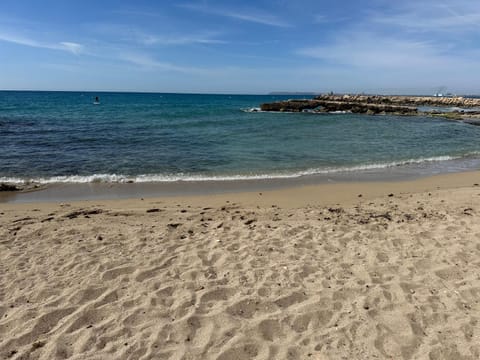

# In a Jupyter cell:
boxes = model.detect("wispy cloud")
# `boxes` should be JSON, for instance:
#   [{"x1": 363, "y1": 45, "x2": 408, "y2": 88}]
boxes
[
  {"x1": 118, "y1": 52, "x2": 209, "y2": 74},
  {"x1": 89, "y1": 23, "x2": 226, "y2": 46},
  {"x1": 60, "y1": 41, "x2": 84, "y2": 54},
  {"x1": 0, "y1": 30, "x2": 84, "y2": 54},
  {"x1": 312, "y1": 14, "x2": 351, "y2": 25},
  {"x1": 371, "y1": 1, "x2": 480, "y2": 32},
  {"x1": 313, "y1": 15, "x2": 327, "y2": 23},
  {"x1": 295, "y1": 1, "x2": 480, "y2": 93},
  {"x1": 179, "y1": 3, "x2": 291, "y2": 27},
  {"x1": 135, "y1": 31, "x2": 227, "y2": 46},
  {"x1": 298, "y1": 33, "x2": 448, "y2": 68}
]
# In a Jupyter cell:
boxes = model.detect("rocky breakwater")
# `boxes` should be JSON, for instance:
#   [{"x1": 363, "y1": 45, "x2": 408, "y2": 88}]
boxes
[
  {"x1": 261, "y1": 96, "x2": 419, "y2": 115},
  {"x1": 260, "y1": 99, "x2": 325, "y2": 112},
  {"x1": 314, "y1": 94, "x2": 480, "y2": 108},
  {"x1": 260, "y1": 94, "x2": 480, "y2": 124}
]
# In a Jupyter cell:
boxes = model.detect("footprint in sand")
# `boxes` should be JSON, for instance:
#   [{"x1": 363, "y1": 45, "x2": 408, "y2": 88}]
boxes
[
  {"x1": 217, "y1": 343, "x2": 259, "y2": 360},
  {"x1": 101, "y1": 265, "x2": 135, "y2": 281}
]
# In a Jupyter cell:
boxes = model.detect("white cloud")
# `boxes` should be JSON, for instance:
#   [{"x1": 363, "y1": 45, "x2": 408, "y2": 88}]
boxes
[
  {"x1": 89, "y1": 23, "x2": 227, "y2": 46},
  {"x1": 179, "y1": 3, "x2": 291, "y2": 27},
  {"x1": 136, "y1": 32, "x2": 227, "y2": 46},
  {"x1": 371, "y1": 0, "x2": 480, "y2": 32},
  {"x1": 0, "y1": 31, "x2": 47, "y2": 48},
  {"x1": 313, "y1": 15, "x2": 327, "y2": 23},
  {"x1": 297, "y1": 30, "x2": 480, "y2": 93},
  {"x1": 0, "y1": 30, "x2": 84, "y2": 55},
  {"x1": 298, "y1": 34, "x2": 448, "y2": 68},
  {"x1": 60, "y1": 42, "x2": 84, "y2": 55},
  {"x1": 119, "y1": 52, "x2": 209, "y2": 74}
]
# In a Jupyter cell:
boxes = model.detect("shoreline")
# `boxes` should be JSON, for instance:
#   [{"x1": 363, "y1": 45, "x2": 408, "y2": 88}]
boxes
[{"x1": 2, "y1": 169, "x2": 480, "y2": 208}]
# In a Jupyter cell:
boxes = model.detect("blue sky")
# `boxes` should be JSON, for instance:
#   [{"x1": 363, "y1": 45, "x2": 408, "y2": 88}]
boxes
[{"x1": 1, "y1": 0, "x2": 479, "y2": 94}]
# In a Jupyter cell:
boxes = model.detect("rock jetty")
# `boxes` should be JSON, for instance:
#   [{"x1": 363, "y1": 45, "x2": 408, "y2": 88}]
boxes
[
  {"x1": 261, "y1": 99, "x2": 417, "y2": 115},
  {"x1": 260, "y1": 94, "x2": 480, "y2": 124},
  {"x1": 314, "y1": 94, "x2": 480, "y2": 108}
]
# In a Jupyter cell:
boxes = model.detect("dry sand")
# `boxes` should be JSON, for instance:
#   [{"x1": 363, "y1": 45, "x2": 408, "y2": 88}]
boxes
[{"x1": 1, "y1": 173, "x2": 480, "y2": 359}]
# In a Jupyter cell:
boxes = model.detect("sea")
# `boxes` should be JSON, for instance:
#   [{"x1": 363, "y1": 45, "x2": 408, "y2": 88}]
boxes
[{"x1": 2, "y1": 91, "x2": 480, "y2": 186}]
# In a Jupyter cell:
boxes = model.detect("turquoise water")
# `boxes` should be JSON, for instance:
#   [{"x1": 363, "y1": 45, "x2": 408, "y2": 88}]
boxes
[{"x1": 1, "y1": 91, "x2": 480, "y2": 184}]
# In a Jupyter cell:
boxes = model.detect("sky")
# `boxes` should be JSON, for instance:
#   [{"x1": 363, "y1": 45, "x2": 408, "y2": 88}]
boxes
[{"x1": 1, "y1": 0, "x2": 480, "y2": 94}]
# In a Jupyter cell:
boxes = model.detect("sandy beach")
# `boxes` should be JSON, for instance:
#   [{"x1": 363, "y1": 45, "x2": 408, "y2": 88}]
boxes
[{"x1": 1, "y1": 172, "x2": 480, "y2": 359}]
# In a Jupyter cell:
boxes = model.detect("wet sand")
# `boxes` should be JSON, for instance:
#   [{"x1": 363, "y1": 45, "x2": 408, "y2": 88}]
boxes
[{"x1": 1, "y1": 172, "x2": 480, "y2": 359}]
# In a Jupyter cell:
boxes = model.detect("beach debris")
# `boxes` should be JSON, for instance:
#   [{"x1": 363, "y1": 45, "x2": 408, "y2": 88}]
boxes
[
  {"x1": 388, "y1": 193, "x2": 394, "y2": 197},
  {"x1": 372, "y1": 213, "x2": 392, "y2": 221},
  {"x1": 328, "y1": 207, "x2": 343, "y2": 214},
  {"x1": 357, "y1": 211, "x2": 393, "y2": 224},
  {"x1": 404, "y1": 214, "x2": 415, "y2": 221},
  {"x1": 167, "y1": 223, "x2": 182, "y2": 229},
  {"x1": 0, "y1": 183, "x2": 19, "y2": 191},
  {"x1": 463, "y1": 208, "x2": 474, "y2": 216},
  {"x1": 146, "y1": 208, "x2": 161, "y2": 213},
  {"x1": 65, "y1": 209, "x2": 103, "y2": 219},
  {"x1": 244, "y1": 219, "x2": 256, "y2": 226},
  {"x1": 12, "y1": 217, "x2": 33, "y2": 223},
  {"x1": 31, "y1": 341, "x2": 46, "y2": 350}
]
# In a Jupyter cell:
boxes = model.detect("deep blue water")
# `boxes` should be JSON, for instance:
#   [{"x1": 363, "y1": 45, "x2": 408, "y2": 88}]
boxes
[{"x1": 1, "y1": 91, "x2": 480, "y2": 183}]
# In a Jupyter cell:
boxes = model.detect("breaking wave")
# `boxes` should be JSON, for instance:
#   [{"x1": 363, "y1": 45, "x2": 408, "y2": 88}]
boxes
[{"x1": 2, "y1": 154, "x2": 478, "y2": 185}]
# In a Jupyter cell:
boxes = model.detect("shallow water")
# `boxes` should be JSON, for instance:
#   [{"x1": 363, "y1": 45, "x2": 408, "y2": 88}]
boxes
[{"x1": 1, "y1": 91, "x2": 480, "y2": 184}]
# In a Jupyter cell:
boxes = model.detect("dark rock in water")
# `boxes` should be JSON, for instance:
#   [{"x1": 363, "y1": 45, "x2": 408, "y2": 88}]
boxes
[
  {"x1": 261, "y1": 100, "x2": 323, "y2": 112},
  {"x1": 0, "y1": 183, "x2": 19, "y2": 191},
  {"x1": 463, "y1": 119, "x2": 480, "y2": 126},
  {"x1": 260, "y1": 97, "x2": 417, "y2": 115}
]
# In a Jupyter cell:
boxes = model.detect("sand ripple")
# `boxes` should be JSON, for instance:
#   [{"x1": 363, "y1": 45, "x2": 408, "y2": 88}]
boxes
[{"x1": 1, "y1": 189, "x2": 480, "y2": 359}]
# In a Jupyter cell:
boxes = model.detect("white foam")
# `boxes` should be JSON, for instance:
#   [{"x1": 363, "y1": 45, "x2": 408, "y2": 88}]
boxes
[
  {"x1": 241, "y1": 107, "x2": 262, "y2": 113},
  {"x1": 1, "y1": 153, "x2": 477, "y2": 185}
]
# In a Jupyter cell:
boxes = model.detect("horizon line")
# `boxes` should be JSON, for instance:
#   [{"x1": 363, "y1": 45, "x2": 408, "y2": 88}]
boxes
[{"x1": 1, "y1": 89, "x2": 479, "y2": 97}]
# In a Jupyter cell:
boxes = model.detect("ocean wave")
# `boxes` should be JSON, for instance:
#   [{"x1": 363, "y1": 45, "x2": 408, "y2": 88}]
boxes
[
  {"x1": 241, "y1": 107, "x2": 262, "y2": 113},
  {"x1": 2, "y1": 153, "x2": 479, "y2": 185}
]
